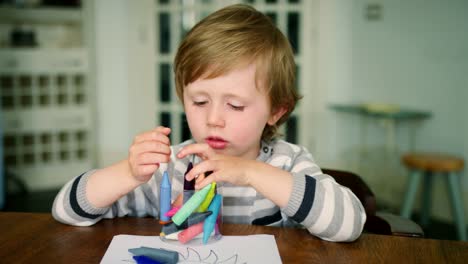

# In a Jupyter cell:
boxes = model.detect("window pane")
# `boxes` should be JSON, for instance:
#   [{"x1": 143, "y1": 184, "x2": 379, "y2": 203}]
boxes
[
  {"x1": 0, "y1": 75, "x2": 13, "y2": 93},
  {"x1": 159, "y1": 13, "x2": 171, "y2": 54},
  {"x1": 75, "y1": 131, "x2": 87, "y2": 142},
  {"x1": 4, "y1": 135, "x2": 16, "y2": 148},
  {"x1": 180, "y1": 113, "x2": 191, "y2": 142},
  {"x1": 287, "y1": 12, "x2": 300, "y2": 54},
  {"x1": 265, "y1": 0, "x2": 277, "y2": 3},
  {"x1": 286, "y1": 115, "x2": 297, "y2": 144},
  {"x1": 288, "y1": 0, "x2": 300, "y2": 3},
  {"x1": 266, "y1": 12, "x2": 277, "y2": 25},
  {"x1": 23, "y1": 152, "x2": 35, "y2": 165},
  {"x1": 22, "y1": 134, "x2": 34, "y2": 147},
  {"x1": 160, "y1": 112, "x2": 171, "y2": 141},
  {"x1": 295, "y1": 64, "x2": 300, "y2": 93},
  {"x1": 161, "y1": 112, "x2": 171, "y2": 128},
  {"x1": 5, "y1": 155, "x2": 17, "y2": 166},
  {"x1": 2, "y1": 96, "x2": 14, "y2": 109},
  {"x1": 159, "y1": 64, "x2": 171, "y2": 102}
]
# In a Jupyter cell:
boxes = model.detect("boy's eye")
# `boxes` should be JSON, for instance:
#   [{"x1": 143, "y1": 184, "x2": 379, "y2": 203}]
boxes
[
  {"x1": 193, "y1": 101, "x2": 207, "y2": 106},
  {"x1": 229, "y1": 104, "x2": 245, "y2": 111}
]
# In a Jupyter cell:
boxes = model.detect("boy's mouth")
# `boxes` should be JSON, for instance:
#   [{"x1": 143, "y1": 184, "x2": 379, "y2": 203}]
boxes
[{"x1": 205, "y1": 136, "x2": 228, "y2": 149}]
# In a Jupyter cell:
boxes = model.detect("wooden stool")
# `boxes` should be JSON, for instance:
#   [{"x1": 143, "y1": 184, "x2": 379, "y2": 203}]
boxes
[{"x1": 400, "y1": 153, "x2": 466, "y2": 240}]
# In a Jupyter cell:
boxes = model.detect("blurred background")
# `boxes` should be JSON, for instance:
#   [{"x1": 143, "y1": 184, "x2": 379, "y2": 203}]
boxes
[{"x1": 0, "y1": 0, "x2": 466, "y2": 240}]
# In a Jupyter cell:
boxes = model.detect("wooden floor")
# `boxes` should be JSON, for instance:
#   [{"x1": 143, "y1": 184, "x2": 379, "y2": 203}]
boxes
[{"x1": 1, "y1": 189, "x2": 460, "y2": 241}]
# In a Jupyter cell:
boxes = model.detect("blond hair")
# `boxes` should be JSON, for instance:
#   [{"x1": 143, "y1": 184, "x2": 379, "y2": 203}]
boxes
[{"x1": 174, "y1": 4, "x2": 301, "y2": 141}]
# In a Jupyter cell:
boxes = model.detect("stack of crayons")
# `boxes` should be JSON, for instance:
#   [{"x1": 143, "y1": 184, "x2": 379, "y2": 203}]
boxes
[{"x1": 159, "y1": 163, "x2": 222, "y2": 244}]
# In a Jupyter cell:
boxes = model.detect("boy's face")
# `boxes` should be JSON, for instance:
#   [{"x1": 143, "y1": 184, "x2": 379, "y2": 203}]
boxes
[{"x1": 184, "y1": 63, "x2": 281, "y2": 160}]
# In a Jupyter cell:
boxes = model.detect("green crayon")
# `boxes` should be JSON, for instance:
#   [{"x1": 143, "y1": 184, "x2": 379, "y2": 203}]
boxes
[
  {"x1": 197, "y1": 182, "x2": 216, "y2": 212},
  {"x1": 172, "y1": 183, "x2": 213, "y2": 226}
]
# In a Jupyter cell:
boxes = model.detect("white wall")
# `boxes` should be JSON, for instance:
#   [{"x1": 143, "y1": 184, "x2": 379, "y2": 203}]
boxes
[
  {"x1": 316, "y1": 0, "x2": 468, "y2": 222},
  {"x1": 93, "y1": 0, "x2": 156, "y2": 167},
  {"x1": 313, "y1": 0, "x2": 355, "y2": 166}
]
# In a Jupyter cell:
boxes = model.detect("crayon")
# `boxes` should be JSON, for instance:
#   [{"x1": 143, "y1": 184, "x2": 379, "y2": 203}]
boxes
[
  {"x1": 160, "y1": 230, "x2": 181, "y2": 240},
  {"x1": 159, "y1": 171, "x2": 171, "y2": 224},
  {"x1": 215, "y1": 213, "x2": 222, "y2": 235},
  {"x1": 183, "y1": 162, "x2": 195, "y2": 204},
  {"x1": 128, "y1": 247, "x2": 178, "y2": 264},
  {"x1": 172, "y1": 193, "x2": 183, "y2": 207},
  {"x1": 162, "y1": 231, "x2": 207, "y2": 240},
  {"x1": 164, "y1": 206, "x2": 180, "y2": 217},
  {"x1": 172, "y1": 183, "x2": 212, "y2": 225},
  {"x1": 203, "y1": 194, "x2": 222, "y2": 244},
  {"x1": 197, "y1": 182, "x2": 216, "y2": 212},
  {"x1": 133, "y1": 255, "x2": 163, "y2": 264},
  {"x1": 161, "y1": 211, "x2": 212, "y2": 235},
  {"x1": 178, "y1": 222, "x2": 204, "y2": 244}
]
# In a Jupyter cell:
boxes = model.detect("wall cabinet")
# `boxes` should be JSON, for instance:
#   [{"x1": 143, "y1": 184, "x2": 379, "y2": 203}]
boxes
[{"x1": 0, "y1": 3, "x2": 95, "y2": 191}]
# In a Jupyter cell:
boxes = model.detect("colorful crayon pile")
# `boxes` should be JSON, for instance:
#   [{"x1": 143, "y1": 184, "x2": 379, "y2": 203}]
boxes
[{"x1": 159, "y1": 163, "x2": 222, "y2": 244}]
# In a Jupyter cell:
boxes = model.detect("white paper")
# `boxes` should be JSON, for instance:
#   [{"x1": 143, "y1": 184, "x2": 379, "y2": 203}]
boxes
[{"x1": 100, "y1": 234, "x2": 282, "y2": 264}]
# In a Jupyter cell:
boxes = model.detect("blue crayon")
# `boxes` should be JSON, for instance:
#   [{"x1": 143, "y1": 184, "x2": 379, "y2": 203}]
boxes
[
  {"x1": 128, "y1": 247, "x2": 178, "y2": 264},
  {"x1": 183, "y1": 162, "x2": 195, "y2": 204},
  {"x1": 159, "y1": 171, "x2": 171, "y2": 224},
  {"x1": 133, "y1": 255, "x2": 163, "y2": 264},
  {"x1": 203, "y1": 194, "x2": 222, "y2": 244}
]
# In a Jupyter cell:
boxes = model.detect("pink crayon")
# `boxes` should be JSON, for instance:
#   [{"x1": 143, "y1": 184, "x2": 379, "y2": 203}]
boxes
[
  {"x1": 178, "y1": 222, "x2": 204, "y2": 244},
  {"x1": 165, "y1": 206, "x2": 181, "y2": 217}
]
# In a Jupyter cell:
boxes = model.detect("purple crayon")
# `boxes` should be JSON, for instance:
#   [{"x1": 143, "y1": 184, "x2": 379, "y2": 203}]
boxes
[{"x1": 183, "y1": 162, "x2": 195, "y2": 204}]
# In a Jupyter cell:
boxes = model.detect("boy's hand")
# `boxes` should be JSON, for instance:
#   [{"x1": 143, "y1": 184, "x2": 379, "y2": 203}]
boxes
[
  {"x1": 128, "y1": 126, "x2": 171, "y2": 182},
  {"x1": 177, "y1": 143, "x2": 254, "y2": 189}
]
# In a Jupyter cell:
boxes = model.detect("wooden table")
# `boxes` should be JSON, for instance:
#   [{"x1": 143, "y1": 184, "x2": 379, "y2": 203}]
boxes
[{"x1": 1, "y1": 212, "x2": 467, "y2": 263}]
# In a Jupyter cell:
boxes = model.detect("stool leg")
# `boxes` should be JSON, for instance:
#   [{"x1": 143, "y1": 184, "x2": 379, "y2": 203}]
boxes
[
  {"x1": 421, "y1": 172, "x2": 433, "y2": 227},
  {"x1": 447, "y1": 173, "x2": 467, "y2": 241},
  {"x1": 401, "y1": 170, "x2": 422, "y2": 219}
]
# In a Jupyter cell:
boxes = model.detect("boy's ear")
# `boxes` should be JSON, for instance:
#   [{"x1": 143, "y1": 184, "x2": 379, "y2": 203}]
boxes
[{"x1": 267, "y1": 107, "x2": 288, "y2": 126}]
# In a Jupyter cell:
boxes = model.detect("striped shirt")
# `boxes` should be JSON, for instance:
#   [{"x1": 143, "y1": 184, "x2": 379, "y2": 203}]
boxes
[{"x1": 52, "y1": 139, "x2": 366, "y2": 242}]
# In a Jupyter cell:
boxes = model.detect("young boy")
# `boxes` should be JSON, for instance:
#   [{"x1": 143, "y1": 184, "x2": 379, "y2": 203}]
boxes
[{"x1": 52, "y1": 4, "x2": 365, "y2": 242}]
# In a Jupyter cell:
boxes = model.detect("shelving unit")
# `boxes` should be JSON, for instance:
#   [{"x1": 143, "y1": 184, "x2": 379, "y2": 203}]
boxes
[
  {"x1": 0, "y1": 6, "x2": 82, "y2": 24},
  {"x1": 0, "y1": 3, "x2": 95, "y2": 191}
]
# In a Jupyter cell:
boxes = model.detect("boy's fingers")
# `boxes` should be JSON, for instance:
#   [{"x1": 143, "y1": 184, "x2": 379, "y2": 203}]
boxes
[
  {"x1": 135, "y1": 164, "x2": 159, "y2": 179},
  {"x1": 138, "y1": 152, "x2": 171, "y2": 165},
  {"x1": 177, "y1": 143, "x2": 214, "y2": 160},
  {"x1": 154, "y1": 126, "x2": 171, "y2": 135},
  {"x1": 131, "y1": 141, "x2": 172, "y2": 156},
  {"x1": 195, "y1": 174, "x2": 216, "y2": 189},
  {"x1": 186, "y1": 160, "x2": 217, "y2": 181},
  {"x1": 194, "y1": 173, "x2": 205, "y2": 190},
  {"x1": 133, "y1": 127, "x2": 171, "y2": 144}
]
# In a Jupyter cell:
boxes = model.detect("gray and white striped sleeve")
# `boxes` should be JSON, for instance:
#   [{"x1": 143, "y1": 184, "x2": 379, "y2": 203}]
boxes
[
  {"x1": 52, "y1": 170, "x2": 110, "y2": 226},
  {"x1": 51, "y1": 169, "x2": 161, "y2": 226},
  {"x1": 281, "y1": 144, "x2": 366, "y2": 242}
]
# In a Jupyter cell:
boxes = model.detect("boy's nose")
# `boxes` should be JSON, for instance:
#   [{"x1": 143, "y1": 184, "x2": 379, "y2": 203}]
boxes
[{"x1": 207, "y1": 105, "x2": 225, "y2": 128}]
